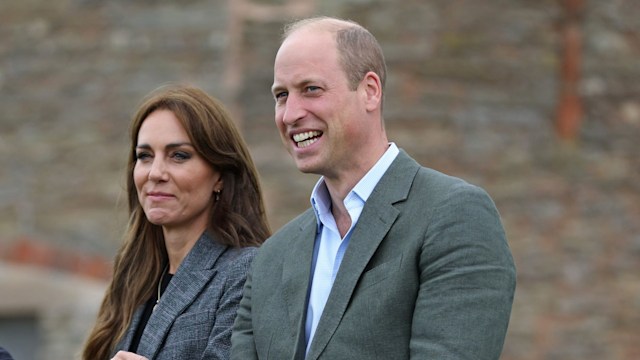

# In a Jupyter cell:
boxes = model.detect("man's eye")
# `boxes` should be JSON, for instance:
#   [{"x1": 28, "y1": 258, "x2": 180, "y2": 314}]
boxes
[
  {"x1": 274, "y1": 92, "x2": 288, "y2": 101},
  {"x1": 306, "y1": 86, "x2": 320, "y2": 92}
]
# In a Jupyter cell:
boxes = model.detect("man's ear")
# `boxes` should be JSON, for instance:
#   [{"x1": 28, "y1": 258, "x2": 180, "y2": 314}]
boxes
[{"x1": 361, "y1": 71, "x2": 383, "y2": 112}]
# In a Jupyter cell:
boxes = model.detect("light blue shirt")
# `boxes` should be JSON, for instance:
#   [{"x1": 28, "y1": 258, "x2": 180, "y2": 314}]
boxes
[{"x1": 305, "y1": 143, "x2": 399, "y2": 354}]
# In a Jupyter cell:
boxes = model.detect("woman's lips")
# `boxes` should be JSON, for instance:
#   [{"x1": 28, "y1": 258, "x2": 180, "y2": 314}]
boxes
[{"x1": 147, "y1": 192, "x2": 174, "y2": 200}]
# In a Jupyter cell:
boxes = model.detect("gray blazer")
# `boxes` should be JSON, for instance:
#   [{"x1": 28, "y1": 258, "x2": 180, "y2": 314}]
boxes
[
  {"x1": 113, "y1": 232, "x2": 256, "y2": 360},
  {"x1": 0, "y1": 347, "x2": 14, "y2": 360},
  {"x1": 231, "y1": 150, "x2": 516, "y2": 360}
]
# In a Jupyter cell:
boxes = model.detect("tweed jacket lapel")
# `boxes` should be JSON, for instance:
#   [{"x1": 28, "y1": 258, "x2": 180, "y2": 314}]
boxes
[
  {"x1": 281, "y1": 209, "x2": 317, "y2": 359},
  {"x1": 114, "y1": 306, "x2": 144, "y2": 352},
  {"x1": 137, "y1": 232, "x2": 226, "y2": 359},
  {"x1": 306, "y1": 151, "x2": 420, "y2": 360}
]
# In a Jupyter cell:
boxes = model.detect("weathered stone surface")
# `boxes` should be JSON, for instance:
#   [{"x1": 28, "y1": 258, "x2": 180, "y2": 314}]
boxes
[{"x1": 0, "y1": 0, "x2": 638, "y2": 359}]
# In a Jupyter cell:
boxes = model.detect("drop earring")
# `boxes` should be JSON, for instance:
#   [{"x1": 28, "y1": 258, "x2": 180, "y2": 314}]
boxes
[{"x1": 214, "y1": 190, "x2": 221, "y2": 202}]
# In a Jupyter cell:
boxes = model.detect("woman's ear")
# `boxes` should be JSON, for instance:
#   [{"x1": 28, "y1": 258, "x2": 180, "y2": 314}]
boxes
[
  {"x1": 213, "y1": 173, "x2": 224, "y2": 194},
  {"x1": 213, "y1": 176, "x2": 224, "y2": 202},
  {"x1": 361, "y1": 71, "x2": 383, "y2": 112}
]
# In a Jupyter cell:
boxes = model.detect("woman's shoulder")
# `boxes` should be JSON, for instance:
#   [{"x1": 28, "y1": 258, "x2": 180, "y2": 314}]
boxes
[
  {"x1": 0, "y1": 347, "x2": 14, "y2": 360},
  {"x1": 224, "y1": 244, "x2": 257, "y2": 259},
  {"x1": 219, "y1": 245, "x2": 257, "y2": 270}
]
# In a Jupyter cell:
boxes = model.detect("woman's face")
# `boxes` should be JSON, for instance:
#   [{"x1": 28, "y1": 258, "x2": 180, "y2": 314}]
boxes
[{"x1": 133, "y1": 109, "x2": 222, "y2": 231}]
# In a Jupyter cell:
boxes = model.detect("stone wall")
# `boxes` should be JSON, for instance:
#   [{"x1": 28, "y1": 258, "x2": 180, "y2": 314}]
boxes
[{"x1": 0, "y1": 0, "x2": 638, "y2": 359}]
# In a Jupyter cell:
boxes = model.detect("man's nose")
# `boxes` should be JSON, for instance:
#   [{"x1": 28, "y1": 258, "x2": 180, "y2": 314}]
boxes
[{"x1": 281, "y1": 94, "x2": 306, "y2": 125}]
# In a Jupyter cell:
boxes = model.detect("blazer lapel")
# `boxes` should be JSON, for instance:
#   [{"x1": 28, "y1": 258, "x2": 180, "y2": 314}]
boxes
[
  {"x1": 112, "y1": 306, "x2": 144, "y2": 356},
  {"x1": 281, "y1": 210, "x2": 317, "y2": 359},
  {"x1": 137, "y1": 232, "x2": 226, "y2": 359},
  {"x1": 306, "y1": 151, "x2": 420, "y2": 360}
]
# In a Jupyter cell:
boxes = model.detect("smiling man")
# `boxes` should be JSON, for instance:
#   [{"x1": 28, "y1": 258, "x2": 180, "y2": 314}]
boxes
[{"x1": 231, "y1": 16, "x2": 516, "y2": 360}]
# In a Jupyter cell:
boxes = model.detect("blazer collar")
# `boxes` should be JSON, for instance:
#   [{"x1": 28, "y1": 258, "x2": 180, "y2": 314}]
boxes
[
  {"x1": 281, "y1": 209, "x2": 317, "y2": 358},
  {"x1": 306, "y1": 150, "x2": 420, "y2": 360},
  {"x1": 137, "y1": 232, "x2": 227, "y2": 358}
]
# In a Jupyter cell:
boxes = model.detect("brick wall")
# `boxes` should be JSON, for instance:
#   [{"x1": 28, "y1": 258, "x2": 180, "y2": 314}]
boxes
[{"x1": 0, "y1": 0, "x2": 638, "y2": 359}]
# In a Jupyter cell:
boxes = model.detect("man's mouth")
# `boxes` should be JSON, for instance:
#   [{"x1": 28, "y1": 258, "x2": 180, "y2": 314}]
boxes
[{"x1": 292, "y1": 131, "x2": 322, "y2": 148}]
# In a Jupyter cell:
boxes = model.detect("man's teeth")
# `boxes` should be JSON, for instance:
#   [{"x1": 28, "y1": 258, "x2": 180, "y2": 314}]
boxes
[
  {"x1": 293, "y1": 131, "x2": 320, "y2": 142},
  {"x1": 293, "y1": 131, "x2": 321, "y2": 148},
  {"x1": 298, "y1": 138, "x2": 318, "y2": 148}
]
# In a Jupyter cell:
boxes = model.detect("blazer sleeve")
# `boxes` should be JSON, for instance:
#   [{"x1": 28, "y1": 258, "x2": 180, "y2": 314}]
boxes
[
  {"x1": 230, "y1": 263, "x2": 259, "y2": 360},
  {"x1": 202, "y1": 248, "x2": 256, "y2": 360},
  {"x1": 411, "y1": 183, "x2": 516, "y2": 359}
]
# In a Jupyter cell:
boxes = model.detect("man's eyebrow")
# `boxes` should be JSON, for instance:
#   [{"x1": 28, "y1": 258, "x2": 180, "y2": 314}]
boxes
[
  {"x1": 271, "y1": 79, "x2": 316, "y2": 94},
  {"x1": 271, "y1": 84, "x2": 284, "y2": 95}
]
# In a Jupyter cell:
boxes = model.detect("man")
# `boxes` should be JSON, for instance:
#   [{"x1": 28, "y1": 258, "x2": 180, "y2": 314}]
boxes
[{"x1": 232, "y1": 16, "x2": 516, "y2": 360}]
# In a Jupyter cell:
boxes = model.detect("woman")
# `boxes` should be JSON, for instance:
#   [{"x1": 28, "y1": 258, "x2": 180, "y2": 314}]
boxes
[
  {"x1": 83, "y1": 85, "x2": 271, "y2": 360},
  {"x1": 0, "y1": 347, "x2": 14, "y2": 360}
]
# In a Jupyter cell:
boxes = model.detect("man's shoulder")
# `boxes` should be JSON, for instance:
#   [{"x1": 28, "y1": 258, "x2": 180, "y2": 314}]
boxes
[
  {"x1": 392, "y1": 149, "x2": 472, "y2": 190},
  {"x1": 250, "y1": 208, "x2": 314, "y2": 272},
  {"x1": 394, "y1": 151, "x2": 493, "y2": 205},
  {"x1": 261, "y1": 208, "x2": 315, "y2": 249},
  {"x1": 415, "y1": 165, "x2": 469, "y2": 189},
  {"x1": 409, "y1": 164, "x2": 499, "y2": 215}
]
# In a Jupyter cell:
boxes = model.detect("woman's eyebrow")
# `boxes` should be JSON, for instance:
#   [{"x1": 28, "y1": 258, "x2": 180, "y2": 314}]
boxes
[{"x1": 136, "y1": 142, "x2": 194, "y2": 150}]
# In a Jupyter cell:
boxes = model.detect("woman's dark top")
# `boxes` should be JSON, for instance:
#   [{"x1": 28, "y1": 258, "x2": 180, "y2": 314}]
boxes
[{"x1": 129, "y1": 271, "x2": 173, "y2": 353}]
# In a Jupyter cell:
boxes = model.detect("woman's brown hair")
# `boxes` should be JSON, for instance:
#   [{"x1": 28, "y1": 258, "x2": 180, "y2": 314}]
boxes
[{"x1": 82, "y1": 84, "x2": 271, "y2": 359}]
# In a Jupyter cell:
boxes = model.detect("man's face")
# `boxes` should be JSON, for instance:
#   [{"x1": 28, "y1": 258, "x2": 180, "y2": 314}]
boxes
[{"x1": 272, "y1": 28, "x2": 371, "y2": 180}]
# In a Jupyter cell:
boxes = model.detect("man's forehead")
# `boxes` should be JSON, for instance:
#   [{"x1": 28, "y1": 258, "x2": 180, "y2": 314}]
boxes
[{"x1": 281, "y1": 26, "x2": 335, "y2": 50}]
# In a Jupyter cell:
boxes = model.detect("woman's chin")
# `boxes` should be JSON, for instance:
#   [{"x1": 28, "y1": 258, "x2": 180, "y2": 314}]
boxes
[{"x1": 145, "y1": 213, "x2": 171, "y2": 226}]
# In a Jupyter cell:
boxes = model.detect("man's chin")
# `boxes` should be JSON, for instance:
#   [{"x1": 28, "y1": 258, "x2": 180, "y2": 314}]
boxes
[{"x1": 293, "y1": 161, "x2": 318, "y2": 175}]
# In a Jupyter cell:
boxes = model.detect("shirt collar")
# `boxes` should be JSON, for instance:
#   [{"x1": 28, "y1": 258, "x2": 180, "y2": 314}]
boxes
[{"x1": 310, "y1": 143, "x2": 400, "y2": 227}]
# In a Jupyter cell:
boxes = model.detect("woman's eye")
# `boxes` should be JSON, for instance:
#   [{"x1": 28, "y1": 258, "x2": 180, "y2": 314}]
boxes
[
  {"x1": 136, "y1": 152, "x2": 151, "y2": 161},
  {"x1": 172, "y1": 151, "x2": 191, "y2": 161}
]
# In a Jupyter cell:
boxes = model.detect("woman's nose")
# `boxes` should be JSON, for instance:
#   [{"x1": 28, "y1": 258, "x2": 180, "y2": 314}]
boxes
[{"x1": 148, "y1": 158, "x2": 168, "y2": 181}]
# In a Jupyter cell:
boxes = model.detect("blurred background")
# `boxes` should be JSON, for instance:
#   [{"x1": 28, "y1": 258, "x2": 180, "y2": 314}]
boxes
[{"x1": 0, "y1": 0, "x2": 638, "y2": 359}]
